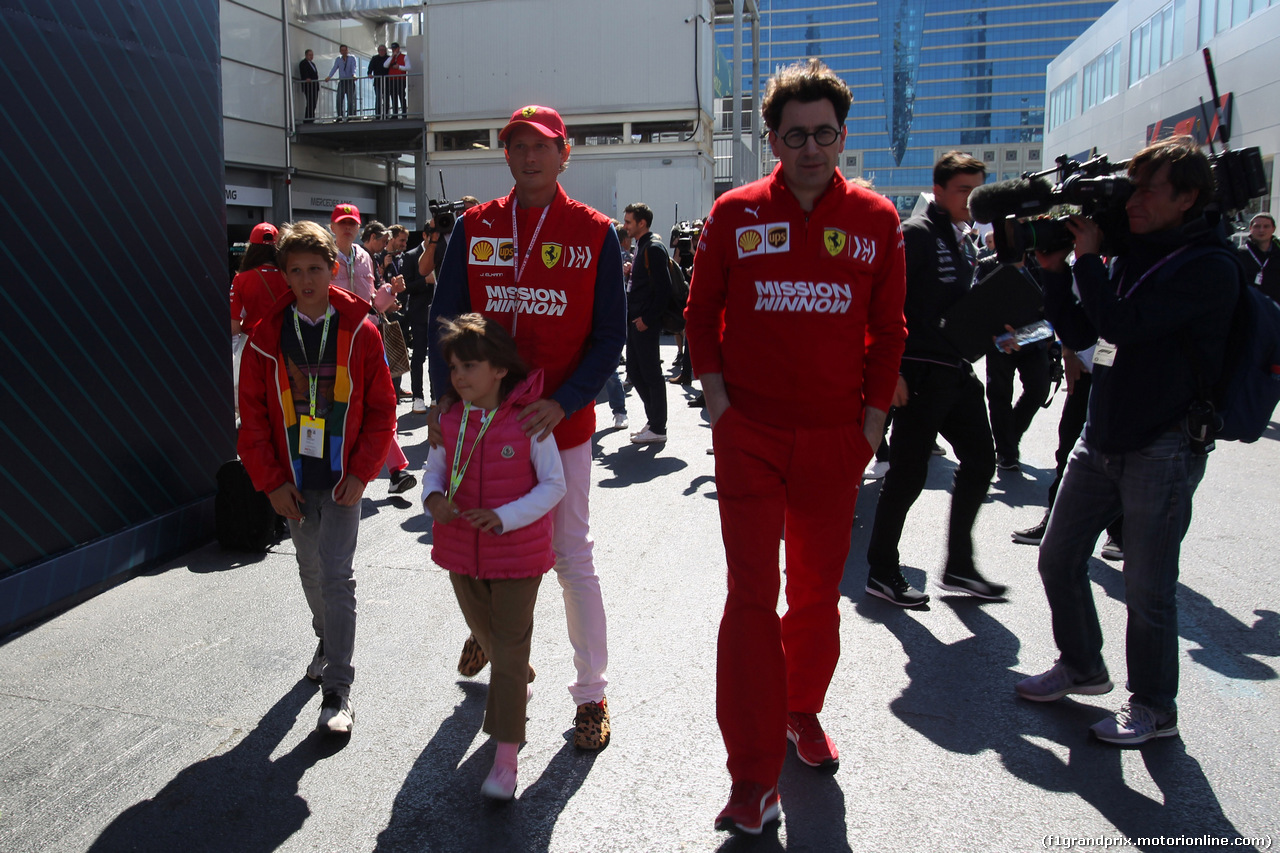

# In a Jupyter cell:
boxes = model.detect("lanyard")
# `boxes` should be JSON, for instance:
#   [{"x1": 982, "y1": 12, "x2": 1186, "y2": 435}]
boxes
[
  {"x1": 339, "y1": 250, "x2": 354, "y2": 289},
  {"x1": 511, "y1": 199, "x2": 551, "y2": 285},
  {"x1": 447, "y1": 402, "x2": 497, "y2": 502},
  {"x1": 1116, "y1": 245, "x2": 1189, "y2": 299},
  {"x1": 1248, "y1": 243, "x2": 1270, "y2": 273},
  {"x1": 292, "y1": 308, "x2": 331, "y2": 420}
]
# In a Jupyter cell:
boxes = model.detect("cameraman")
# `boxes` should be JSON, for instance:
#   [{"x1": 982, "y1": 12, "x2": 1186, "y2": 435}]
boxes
[
  {"x1": 402, "y1": 222, "x2": 444, "y2": 413},
  {"x1": 1016, "y1": 138, "x2": 1239, "y2": 746}
]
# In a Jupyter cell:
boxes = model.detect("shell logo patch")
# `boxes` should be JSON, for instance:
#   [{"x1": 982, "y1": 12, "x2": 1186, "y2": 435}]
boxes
[
  {"x1": 522, "y1": 106, "x2": 538, "y2": 117},
  {"x1": 541, "y1": 242, "x2": 562, "y2": 269},
  {"x1": 824, "y1": 228, "x2": 847, "y2": 257},
  {"x1": 737, "y1": 228, "x2": 763, "y2": 255},
  {"x1": 501, "y1": 445, "x2": 515, "y2": 458},
  {"x1": 470, "y1": 238, "x2": 495, "y2": 264}
]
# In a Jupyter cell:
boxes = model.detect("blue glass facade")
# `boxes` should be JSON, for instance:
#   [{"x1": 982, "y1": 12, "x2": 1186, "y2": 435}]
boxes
[{"x1": 717, "y1": 1, "x2": 1116, "y2": 212}]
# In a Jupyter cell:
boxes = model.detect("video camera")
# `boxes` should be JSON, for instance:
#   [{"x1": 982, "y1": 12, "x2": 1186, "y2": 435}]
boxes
[
  {"x1": 427, "y1": 171, "x2": 467, "y2": 234},
  {"x1": 670, "y1": 219, "x2": 703, "y2": 271},
  {"x1": 970, "y1": 47, "x2": 1267, "y2": 264}
]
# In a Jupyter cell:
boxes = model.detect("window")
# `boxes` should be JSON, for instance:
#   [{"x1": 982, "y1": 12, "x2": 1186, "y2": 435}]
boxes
[
  {"x1": 436, "y1": 129, "x2": 489, "y2": 152},
  {"x1": 1005, "y1": 149, "x2": 1019, "y2": 161},
  {"x1": 1130, "y1": 0, "x2": 1186, "y2": 85},
  {"x1": 632, "y1": 120, "x2": 696, "y2": 143},
  {"x1": 565, "y1": 124, "x2": 624, "y2": 146},
  {"x1": 1201, "y1": 0, "x2": 1274, "y2": 44},
  {"x1": 1083, "y1": 42, "x2": 1122, "y2": 111},
  {"x1": 1048, "y1": 76, "x2": 1077, "y2": 132}
]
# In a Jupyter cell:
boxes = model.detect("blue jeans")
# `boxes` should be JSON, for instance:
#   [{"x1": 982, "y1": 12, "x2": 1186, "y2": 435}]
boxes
[
  {"x1": 1037, "y1": 429, "x2": 1205, "y2": 713},
  {"x1": 604, "y1": 368, "x2": 626, "y2": 415}
]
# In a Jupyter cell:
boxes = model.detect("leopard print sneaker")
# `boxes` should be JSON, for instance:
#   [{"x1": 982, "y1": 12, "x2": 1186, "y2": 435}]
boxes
[
  {"x1": 457, "y1": 634, "x2": 488, "y2": 677},
  {"x1": 573, "y1": 696, "x2": 611, "y2": 750}
]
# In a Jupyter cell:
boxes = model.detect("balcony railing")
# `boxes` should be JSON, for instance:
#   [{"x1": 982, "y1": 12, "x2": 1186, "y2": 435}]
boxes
[{"x1": 295, "y1": 73, "x2": 423, "y2": 125}]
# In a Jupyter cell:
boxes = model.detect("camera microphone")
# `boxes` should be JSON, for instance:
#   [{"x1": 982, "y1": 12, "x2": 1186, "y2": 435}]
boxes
[{"x1": 967, "y1": 175, "x2": 1057, "y2": 225}]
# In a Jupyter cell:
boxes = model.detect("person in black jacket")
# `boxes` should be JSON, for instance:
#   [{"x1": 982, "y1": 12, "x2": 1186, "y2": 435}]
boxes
[
  {"x1": 1016, "y1": 138, "x2": 1238, "y2": 747},
  {"x1": 402, "y1": 225, "x2": 442, "y2": 412},
  {"x1": 1239, "y1": 212, "x2": 1278, "y2": 302},
  {"x1": 299, "y1": 50, "x2": 319, "y2": 122},
  {"x1": 622, "y1": 202, "x2": 672, "y2": 444},
  {"x1": 865, "y1": 151, "x2": 1005, "y2": 606},
  {"x1": 368, "y1": 44, "x2": 390, "y2": 119}
]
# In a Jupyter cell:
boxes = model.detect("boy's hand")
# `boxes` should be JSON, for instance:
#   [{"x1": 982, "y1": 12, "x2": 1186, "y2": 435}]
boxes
[
  {"x1": 333, "y1": 475, "x2": 367, "y2": 506},
  {"x1": 461, "y1": 508, "x2": 503, "y2": 533},
  {"x1": 269, "y1": 483, "x2": 304, "y2": 520},
  {"x1": 425, "y1": 492, "x2": 459, "y2": 524}
]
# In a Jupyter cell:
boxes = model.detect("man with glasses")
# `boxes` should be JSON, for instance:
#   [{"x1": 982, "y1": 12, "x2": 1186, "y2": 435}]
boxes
[{"x1": 685, "y1": 58, "x2": 906, "y2": 836}]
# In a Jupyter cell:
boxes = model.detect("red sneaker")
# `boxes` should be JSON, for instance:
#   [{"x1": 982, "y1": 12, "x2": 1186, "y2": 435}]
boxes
[
  {"x1": 715, "y1": 781, "x2": 781, "y2": 835},
  {"x1": 786, "y1": 712, "x2": 840, "y2": 772}
]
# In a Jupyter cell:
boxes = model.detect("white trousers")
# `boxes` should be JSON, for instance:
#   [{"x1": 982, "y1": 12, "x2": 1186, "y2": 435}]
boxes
[{"x1": 553, "y1": 440, "x2": 609, "y2": 705}]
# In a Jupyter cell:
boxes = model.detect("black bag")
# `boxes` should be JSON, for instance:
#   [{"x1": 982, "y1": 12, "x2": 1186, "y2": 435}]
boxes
[
  {"x1": 215, "y1": 460, "x2": 278, "y2": 551},
  {"x1": 644, "y1": 248, "x2": 690, "y2": 332}
]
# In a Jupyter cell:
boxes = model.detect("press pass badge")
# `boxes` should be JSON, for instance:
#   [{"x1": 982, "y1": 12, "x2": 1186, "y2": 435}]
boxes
[
  {"x1": 299, "y1": 415, "x2": 325, "y2": 458},
  {"x1": 1093, "y1": 340, "x2": 1117, "y2": 368},
  {"x1": 1258, "y1": 271, "x2": 1265, "y2": 287}
]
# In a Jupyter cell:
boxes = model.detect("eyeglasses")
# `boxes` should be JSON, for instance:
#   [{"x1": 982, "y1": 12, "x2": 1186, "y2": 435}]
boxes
[{"x1": 777, "y1": 126, "x2": 841, "y2": 149}]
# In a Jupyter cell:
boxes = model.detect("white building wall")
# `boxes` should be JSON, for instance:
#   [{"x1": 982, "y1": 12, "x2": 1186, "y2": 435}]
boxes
[{"x1": 1045, "y1": 1, "x2": 1279, "y2": 215}]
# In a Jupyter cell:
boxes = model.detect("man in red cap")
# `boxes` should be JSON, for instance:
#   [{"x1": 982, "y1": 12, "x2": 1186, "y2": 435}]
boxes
[{"x1": 428, "y1": 104, "x2": 627, "y2": 750}]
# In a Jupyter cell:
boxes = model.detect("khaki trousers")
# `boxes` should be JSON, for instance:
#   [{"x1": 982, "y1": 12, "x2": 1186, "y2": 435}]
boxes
[{"x1": 449, "y1": 572, "x2": 542, "y2": 743}]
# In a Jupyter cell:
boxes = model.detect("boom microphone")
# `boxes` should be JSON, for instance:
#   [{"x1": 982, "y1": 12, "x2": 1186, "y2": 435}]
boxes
[{"x1": 967, "y1": 175, "x2": 1057, "y2": 225}]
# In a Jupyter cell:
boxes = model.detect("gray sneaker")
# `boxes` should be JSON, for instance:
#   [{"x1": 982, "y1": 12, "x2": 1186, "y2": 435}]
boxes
[
  {"x1": 1016, "y1": 660, "x2": 1113, "y2": 702},
  {"x1": 1090, "y1": 701, "x2": 1177, "y2": 746},
  {"x1": 305, "y1": 639, "x2": 325, "y2": 682},
  {"x1": 318, "y1": 692, "x2": 354, "y2": 735}
]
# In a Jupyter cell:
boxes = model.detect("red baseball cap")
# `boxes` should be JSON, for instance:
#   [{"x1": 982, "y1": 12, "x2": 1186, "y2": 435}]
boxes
[
  {"x1": 499, "y1": 105, "x2": 567, "y2": 143},
  {"x1": 249, "y1": 222, "x2": 278, "y2": 245},
  {"x1": 331, "y1": 203, "x2": 361, "y2": 224}
]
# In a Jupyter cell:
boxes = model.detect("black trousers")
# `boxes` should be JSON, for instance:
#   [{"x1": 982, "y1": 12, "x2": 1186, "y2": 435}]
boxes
[
  {"x1": 302, "y1": 81, "x2": 318, "y2": 120},
  {"x1": 985, "y1": 342, "x2": 1051, "y2": 461},
  {"x1": 408, "y1": 313, "x2": 430, "y2": 400},
  {"x1": 867, "y1": 360, "x2": 995, "y2": 577},
  {"x1": 626, "y1": 321, "x2": 666, "y2": 434}
]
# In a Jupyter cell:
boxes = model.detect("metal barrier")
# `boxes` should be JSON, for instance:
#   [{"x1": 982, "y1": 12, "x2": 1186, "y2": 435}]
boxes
[{"x1": 295, "y1": 72, "x2": 422, "y2": 124}]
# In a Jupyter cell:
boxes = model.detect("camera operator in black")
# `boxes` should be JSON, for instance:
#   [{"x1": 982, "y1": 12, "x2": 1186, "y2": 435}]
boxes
[
  {"x1": 866, "y1": 151, "x2": 1005, "y2": 606},
  {"x1": 1016, "y1": 138, "x2": 1238, "y2": 746},
  {"x1": 980, "y1": 249, "x2": 1053, "y2": 472},
  {"x1": 622, "y1": 202, "x2": 672, "y2": 443},
  {"x1": 401, "y1": 222, "x2": 444, "y2": 413}
]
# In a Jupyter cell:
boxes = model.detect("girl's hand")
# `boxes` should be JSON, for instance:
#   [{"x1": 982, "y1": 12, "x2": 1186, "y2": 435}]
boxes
[
  {"x1": 425, "y1": 492, "x2": 459, "y2": 524},
  {"x1": 461, "y1": 508, "x2": 503, "y2": 533}
]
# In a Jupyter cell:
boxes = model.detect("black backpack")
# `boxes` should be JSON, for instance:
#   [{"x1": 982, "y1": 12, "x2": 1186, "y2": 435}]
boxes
[
  {"x1": 643, "y1": 246, "x2": 690, "y2": 333},
  {"x1": 215, "y1": 459, "x2": 279, "y2": 551}
]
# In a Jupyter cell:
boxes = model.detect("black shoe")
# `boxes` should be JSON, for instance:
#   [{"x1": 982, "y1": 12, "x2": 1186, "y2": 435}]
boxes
[
  {"x1": 688, "y1": 393, "x2": 706, "y2": 409},
  {"x1": 1100, "y1": 535, "x2": 1124, "y2": 561},
  {"x1": 389, "y1": 468, "x2": 417, "y2": 494},
  {"x1": 1012, "y1": 516, "x2": 1047, "y2": 545},
  {"x1": 866, "y1": 571, "x2": 929, "y2": 607},
  {"x1": 997, "y1": 454, "x2": 1020, "y2": 472},
  {"x1": 938, "y1": 571, "x2": 1007, "y2": 601}
]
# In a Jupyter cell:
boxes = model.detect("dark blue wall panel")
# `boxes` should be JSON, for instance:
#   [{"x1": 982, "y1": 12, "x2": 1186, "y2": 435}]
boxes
[{"x1": 0, "y1": 0, "x2": 231, "y2": 610}]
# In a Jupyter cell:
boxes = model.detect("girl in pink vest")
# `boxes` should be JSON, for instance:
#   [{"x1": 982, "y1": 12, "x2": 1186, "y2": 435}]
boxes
[{"x1": 422, "y1": 313, "x2": 566, "y2": 800}]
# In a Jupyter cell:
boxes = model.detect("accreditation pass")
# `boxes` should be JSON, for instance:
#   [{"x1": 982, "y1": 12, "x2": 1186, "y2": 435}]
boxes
[
  {"x1": 1093, "y1": 339, "x2": 1117, "y2": 367},
  {"x1": 300, "y1": 415, "x2": 325, "y2": 458}
]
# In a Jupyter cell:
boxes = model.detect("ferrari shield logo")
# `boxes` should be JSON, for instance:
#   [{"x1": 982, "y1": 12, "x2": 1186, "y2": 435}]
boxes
[
  {"x1": 824, "y1": 228, "x2": 847, "y2": 257},
  {"x1": 541, "y1": 242, "x2": 562, "y2": 269}
]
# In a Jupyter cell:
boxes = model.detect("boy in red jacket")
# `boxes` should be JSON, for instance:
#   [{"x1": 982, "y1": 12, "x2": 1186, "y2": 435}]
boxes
[{"x1": 237, "y1": 220, "x2": 397, "y2": 735}]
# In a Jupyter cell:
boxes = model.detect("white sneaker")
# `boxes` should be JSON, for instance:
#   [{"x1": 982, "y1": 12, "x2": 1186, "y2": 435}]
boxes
[
  {"x1": 630, "y1": 423, "x2": 649, "y2": 436},
  {"x1": 612, "y1": 413, "x2": 628, "y2": 429},
  {"x1": 630, "y1": 428, "x2": 667, "y2": 444},
  {"x1": 317, "y1": 692, "x2": 354, "y2": 734},
  {"x1": 412, "y1": 397, "x2": 427, "y2": 413},
  {"x1": 864, "y1": 460, "x2": 890, "y2": 480}
]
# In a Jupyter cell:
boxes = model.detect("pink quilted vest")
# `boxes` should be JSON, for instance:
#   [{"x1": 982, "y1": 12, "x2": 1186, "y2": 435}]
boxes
[{"x1": 431, "y1": 370, "x2": 556, "y2": 579}]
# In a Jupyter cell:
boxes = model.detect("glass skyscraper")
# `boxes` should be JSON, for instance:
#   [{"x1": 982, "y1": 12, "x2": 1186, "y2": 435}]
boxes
[{"x1": 717, "y1": 1, "x2": 1116, "y2": 213}]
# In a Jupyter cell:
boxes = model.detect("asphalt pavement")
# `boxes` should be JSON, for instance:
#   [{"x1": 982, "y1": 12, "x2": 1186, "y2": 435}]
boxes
[{"x1": 3, "y1": 340, "x2": 1278, "y2": 852}]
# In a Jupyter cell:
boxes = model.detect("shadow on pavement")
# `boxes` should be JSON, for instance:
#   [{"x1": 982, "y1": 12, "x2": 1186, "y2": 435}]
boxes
[
  {"x1": 594, "y1": 444, "x2": 689, "y2": 488},
  {"x1": 872, "y1": 600, "x2": 1260, "y2": 852},
  {"x1": 88, "y1": 679, "x2": 342, "y2": 853},
  {"x1": 374, "y1": 681, "x2": 597, "y2": 852}
]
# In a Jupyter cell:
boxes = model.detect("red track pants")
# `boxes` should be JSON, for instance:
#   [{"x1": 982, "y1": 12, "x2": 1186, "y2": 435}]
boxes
[{"x1": 713, "y1": 406, "x2": 871, "y2": 785}]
